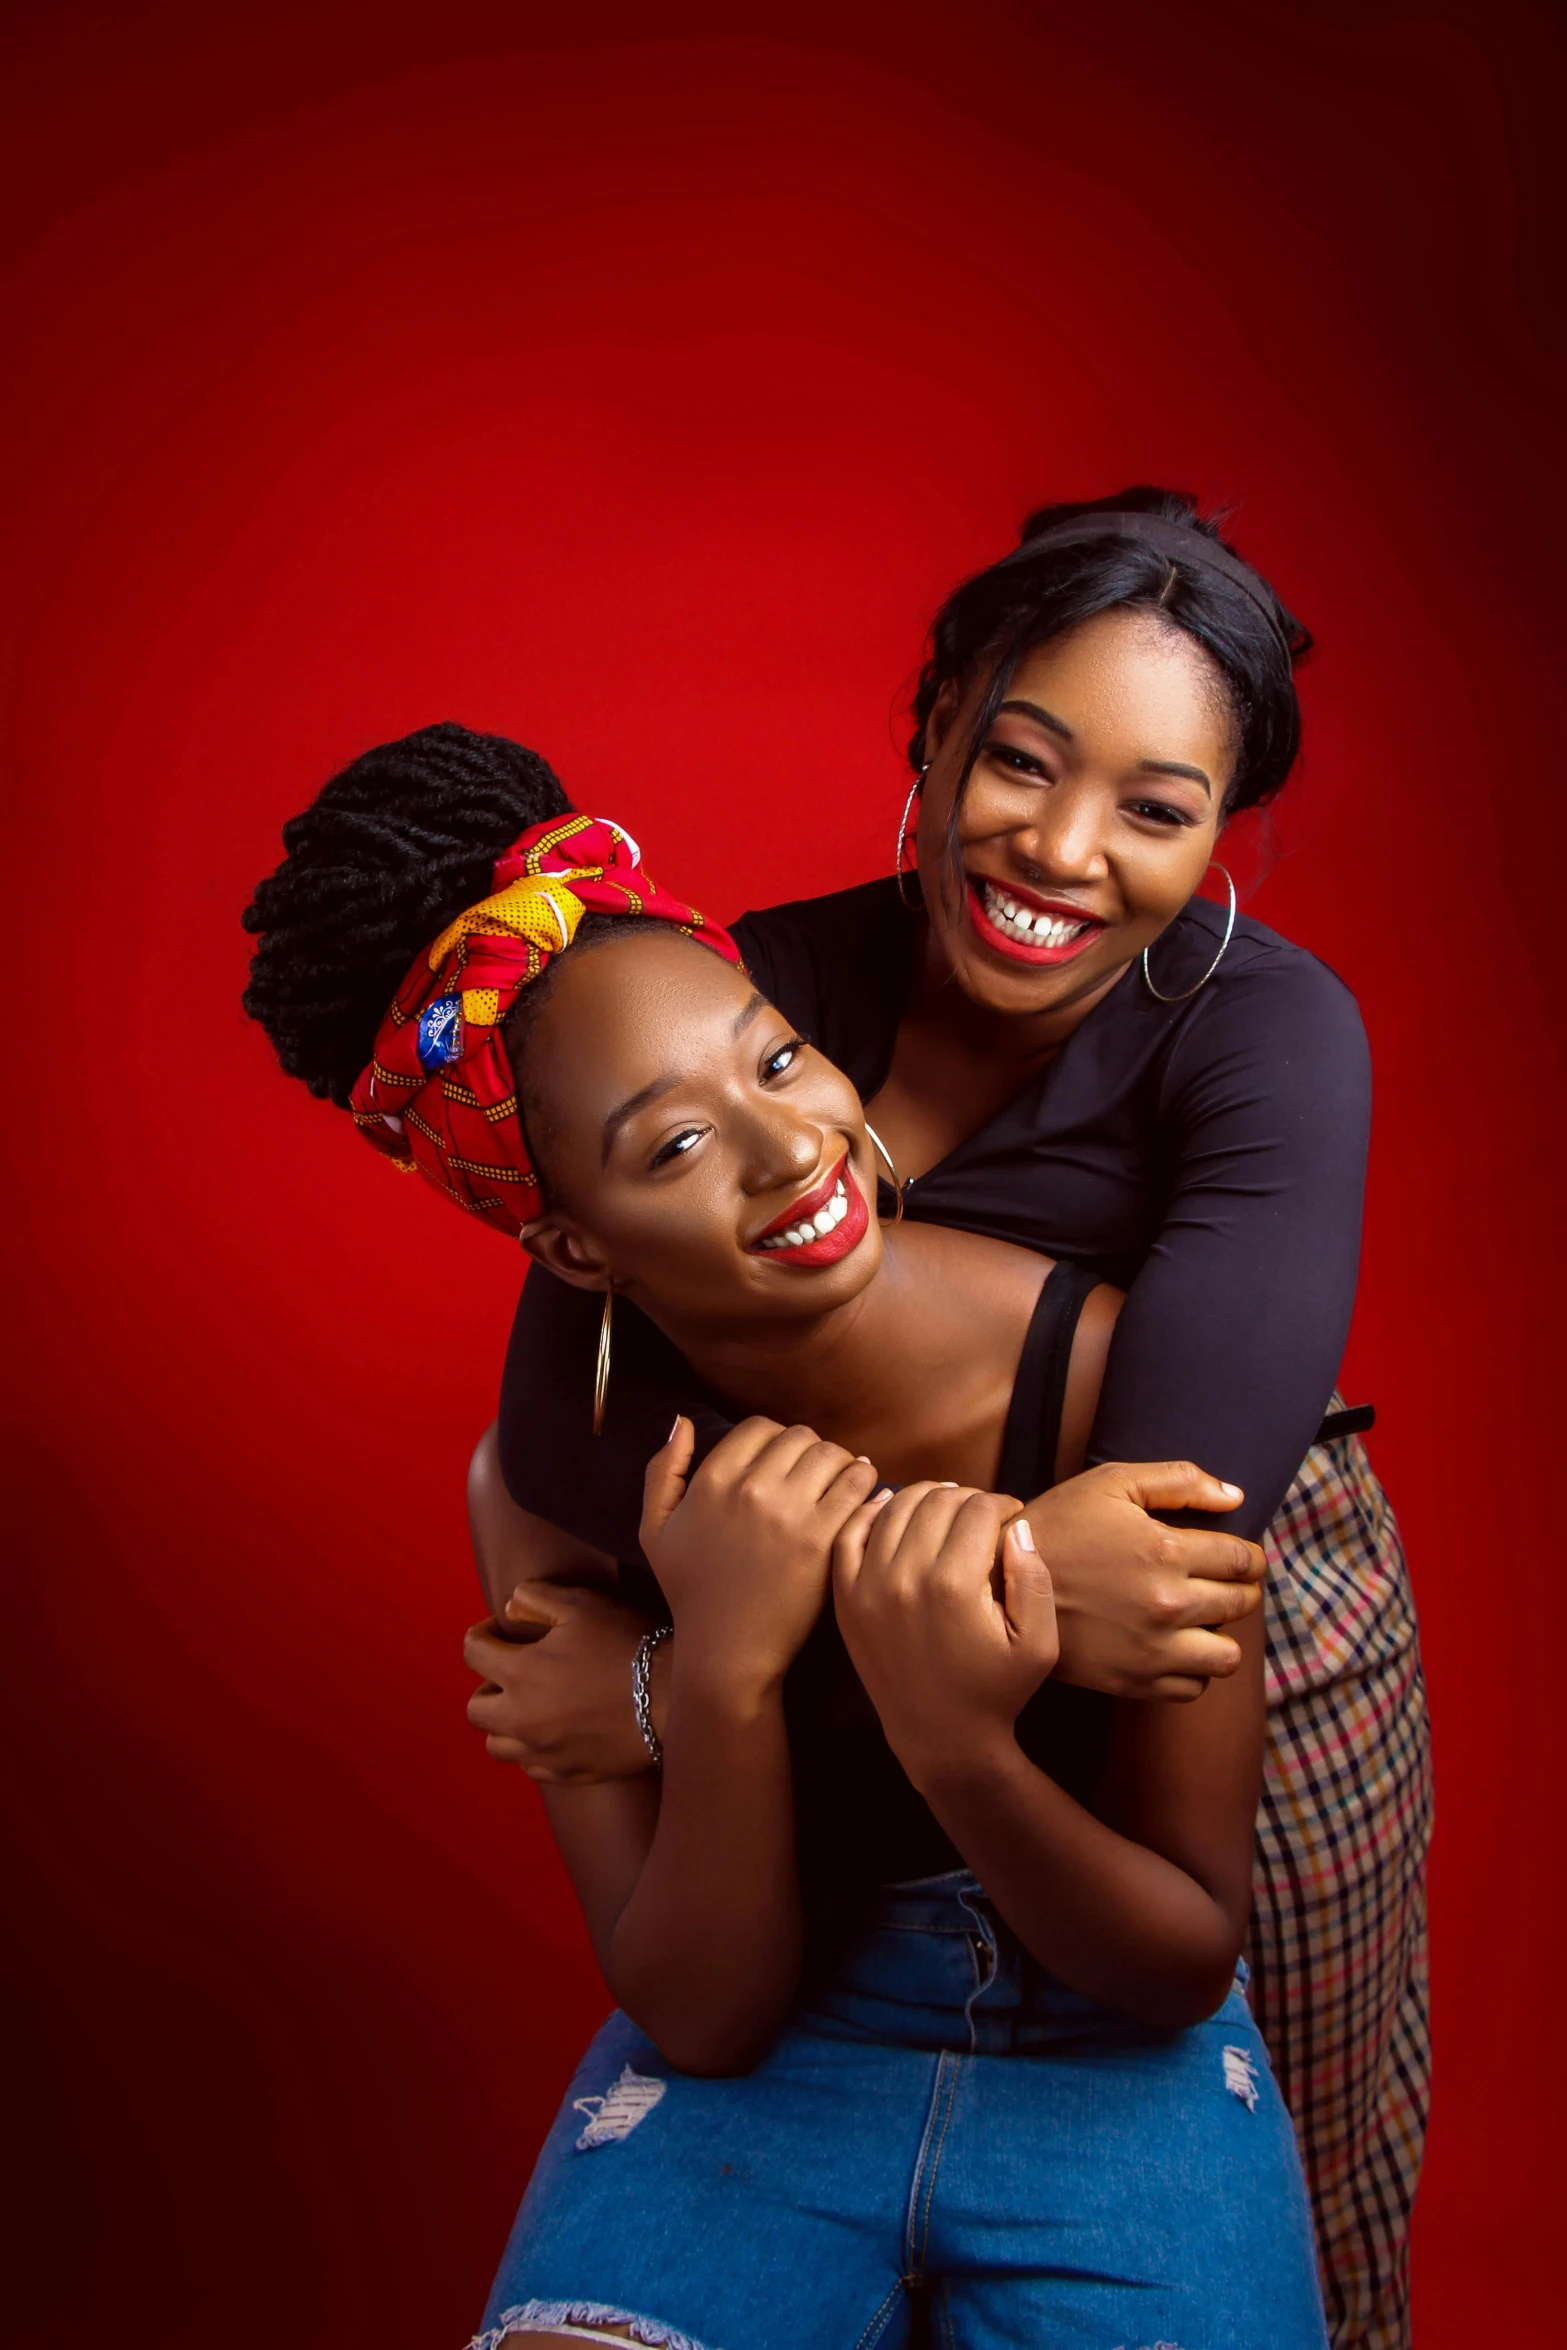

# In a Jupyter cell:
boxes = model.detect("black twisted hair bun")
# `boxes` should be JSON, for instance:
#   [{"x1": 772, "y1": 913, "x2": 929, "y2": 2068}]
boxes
[
  {"x1": 910, "y1": 486, "x2": 1312, "y2": 815},
  {"x1": 242, "y1": 721, "x2": 572, "y2": 1108}
]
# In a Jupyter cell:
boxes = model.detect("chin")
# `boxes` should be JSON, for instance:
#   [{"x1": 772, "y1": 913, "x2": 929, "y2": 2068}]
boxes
[{"x1": 948, "y1": 941, "x2": 1079, "y2": 1011}]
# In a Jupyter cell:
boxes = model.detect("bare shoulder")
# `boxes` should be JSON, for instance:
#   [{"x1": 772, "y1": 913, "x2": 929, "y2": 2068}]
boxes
[{"x1": 889, "y1": 1217, "x2": 1053, "y2": 1311}]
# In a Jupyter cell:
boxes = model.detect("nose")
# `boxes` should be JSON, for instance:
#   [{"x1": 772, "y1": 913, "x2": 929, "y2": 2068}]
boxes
[
  {"x1": 735, "y1": 1099, "x2": 823, "y2": 1198},
  {"x1": 1008, "y1": 783, "x2": 1108, "y2": 888}
]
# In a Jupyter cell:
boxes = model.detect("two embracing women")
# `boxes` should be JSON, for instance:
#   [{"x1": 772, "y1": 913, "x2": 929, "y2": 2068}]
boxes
[{"x1": 243, "y1": 488, "x2": 1429, "y2": 2350}]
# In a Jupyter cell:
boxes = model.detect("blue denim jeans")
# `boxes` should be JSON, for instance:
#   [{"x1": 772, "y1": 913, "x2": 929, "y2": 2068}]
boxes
[{"x1": 475, "y1": 1872, "x2": 1327, "y2": 2350}]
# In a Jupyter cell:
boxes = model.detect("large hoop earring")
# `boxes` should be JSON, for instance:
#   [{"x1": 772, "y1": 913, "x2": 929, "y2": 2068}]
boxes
[
  {"x1": 895, "y1": 767, "x2": 929, "y2": 911},
  {"x1": 1142, "y1": 865, "x2": 1237, "y2": 1003},
  {"x1": 863, "y1": 1124, "x2": 905, "y2": 1223},
  {"x1": 592, "y1": 1288, "x2": 614, "y2": 1436}
]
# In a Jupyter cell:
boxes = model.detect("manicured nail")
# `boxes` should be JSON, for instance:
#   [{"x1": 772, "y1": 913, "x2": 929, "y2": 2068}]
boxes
[
  {"x1": 1219, "y1": 1481, "x2": 1242, "y2": 1499},
  {"x1": 1010, "y1": 1517, "x2": 1036, "y2": 1551}
]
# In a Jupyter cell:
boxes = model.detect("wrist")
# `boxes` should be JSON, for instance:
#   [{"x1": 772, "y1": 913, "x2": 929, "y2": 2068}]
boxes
[
  {"x1": 895, "y1": 1715, "x2": 1022, "y2": 1803},
  {"x1": 648, "y1": 1627, "x2": 672, "y2": 1742},
  {"x1": 668, "y1": 1648, "x2": 788, "y2": 1728}
]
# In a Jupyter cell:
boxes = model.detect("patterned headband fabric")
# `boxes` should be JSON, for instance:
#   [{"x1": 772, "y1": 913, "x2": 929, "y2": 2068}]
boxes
[{"x1": 349, "y1": 812, "x2": 742, "y2": 1236}]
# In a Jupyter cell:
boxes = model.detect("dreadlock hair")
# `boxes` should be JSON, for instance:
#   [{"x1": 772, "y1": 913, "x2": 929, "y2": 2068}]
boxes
[
  {"x1": 910, "y1": 487, "x2": 1312, "y2": 820},
  {"x1": 242, "y1": 721, "x2": 573, "y2": 1109}
]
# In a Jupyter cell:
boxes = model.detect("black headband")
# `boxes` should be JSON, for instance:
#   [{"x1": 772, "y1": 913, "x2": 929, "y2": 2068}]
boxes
[{"x1": 1000, "y1": 513, "x2": 1292, "y2": 653}]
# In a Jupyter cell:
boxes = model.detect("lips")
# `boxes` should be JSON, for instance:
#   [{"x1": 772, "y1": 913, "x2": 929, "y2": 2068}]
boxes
[
  {"x1": 965, "y1": 875, "x2": 1106, "y2": 968},
  {"x1": 746, "y1": 1152, "x2": 870, "y2": 1270}
]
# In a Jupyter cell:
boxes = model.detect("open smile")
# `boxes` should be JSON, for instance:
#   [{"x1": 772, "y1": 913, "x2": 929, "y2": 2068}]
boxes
[
  {"x1": 965, "y1": 875, "x2": 1107, "y2": 968},
  {"x1": 746, "y1": 1152, "x2": 870, "y2": 1269}
]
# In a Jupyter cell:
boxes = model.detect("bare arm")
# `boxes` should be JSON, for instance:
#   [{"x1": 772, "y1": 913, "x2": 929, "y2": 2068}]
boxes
[
  {"x1": 532, "y1": 1418, "x2": 878, "y2": 2076},
  {"x1": 541, "y1": 1663, "x2": 799, "y2": 2077},
  {"x1": 834, "y1": 1485, "x2": 1260, "y2": 2027},
  {"x1": 464, "y1": 1422, "x2": 665, "y2": 1780}
]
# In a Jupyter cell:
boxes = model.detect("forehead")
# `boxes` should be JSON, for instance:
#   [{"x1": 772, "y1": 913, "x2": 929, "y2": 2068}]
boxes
[
  {"x1": 1009, "y1": 610, "x2": 1234, "y2": 752},
  {"x1": 534, "y1": 927, "x2": 757, "y2": 1112}
]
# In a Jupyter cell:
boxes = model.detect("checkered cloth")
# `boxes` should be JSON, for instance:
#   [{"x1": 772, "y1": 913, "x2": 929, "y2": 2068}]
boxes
[{"x1": 1249, "y1": 1407, "x2": 1432, "y2": 2350}]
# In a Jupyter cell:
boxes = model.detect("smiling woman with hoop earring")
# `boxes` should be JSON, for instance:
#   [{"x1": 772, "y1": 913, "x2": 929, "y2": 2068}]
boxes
[{"x1": 480, "y1": 488, "x2": 1429, "y2": 2350}]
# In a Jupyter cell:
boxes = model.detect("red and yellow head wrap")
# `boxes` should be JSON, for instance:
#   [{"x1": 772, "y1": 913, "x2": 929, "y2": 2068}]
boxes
[{"x1": 349, "y1": 812, "x2": 741, "y2": 1235}]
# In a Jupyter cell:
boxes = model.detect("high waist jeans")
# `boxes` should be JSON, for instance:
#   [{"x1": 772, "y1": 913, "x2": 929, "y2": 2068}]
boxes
[{"x1": 475, "y1": 1872, "x2": 1328, "y2": 2350}]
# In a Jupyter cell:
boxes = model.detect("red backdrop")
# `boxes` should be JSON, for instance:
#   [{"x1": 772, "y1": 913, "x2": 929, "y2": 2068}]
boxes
[{"x1": 5, "y1": 4, "x2": 1564, "y2": 2341}]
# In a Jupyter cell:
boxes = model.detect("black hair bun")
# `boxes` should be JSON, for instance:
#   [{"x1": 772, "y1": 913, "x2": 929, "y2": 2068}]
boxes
[{"x1": 242, "y1": 721, "x2": 572, "y2": 1108}]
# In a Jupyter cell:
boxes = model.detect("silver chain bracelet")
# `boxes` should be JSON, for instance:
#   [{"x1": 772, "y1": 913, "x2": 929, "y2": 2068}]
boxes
[{"x1": 632, "y1": 1626, "x2": 672, "y2": 1768}]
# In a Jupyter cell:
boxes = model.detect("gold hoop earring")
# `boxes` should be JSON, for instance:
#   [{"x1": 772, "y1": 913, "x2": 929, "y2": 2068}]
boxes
[
  {"x1": 863, "y1": 1124, "x2": 905, "y2": 1223},
  {"x1": 1142, "y1": 865, "x2": 1237, "y2": 1003},
  {"x1": 592, "y1": 1288, "x2": 614, "y2": 1436},
  {"x1": 894, "y1": 767, "x2": 929, "y2": 911}
]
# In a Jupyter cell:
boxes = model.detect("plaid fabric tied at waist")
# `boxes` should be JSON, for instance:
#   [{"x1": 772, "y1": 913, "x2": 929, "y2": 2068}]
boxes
[{"x1": 1248, "y1": 1399, "x2": 1432, "y2": 2350}]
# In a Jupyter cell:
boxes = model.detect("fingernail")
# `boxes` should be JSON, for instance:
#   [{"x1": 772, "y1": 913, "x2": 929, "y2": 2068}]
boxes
[
  {"x1": 668, "y1": 1414, "x2": 684, "y2": 1442},
  {"x1": 870, "y1": 1488, "x2": 893, "y2": 1511},
  {"x1": 855, "y1": 1454, "x2": 872, "y2": 1464},
  {"x1": 1219, "y1": 1481, "x2": 1242, "y2": 1499},
  {"x1": 1010, "y1": 1518, "x2": 1036, "y2": 1551},
  {"x1": 938, "y1": 1480, "x2": 958, "y2": 1489}
]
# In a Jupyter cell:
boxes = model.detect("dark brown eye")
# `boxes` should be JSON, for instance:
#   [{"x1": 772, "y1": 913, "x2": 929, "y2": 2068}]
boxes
[
  {"x1": 649, "y1": 1127, "x2": 705, "y2": 1169},
  {"x1": 988, "y1": 742, "x2": 1048, "y2": 780},
  {"x1": 761, "y1": 1037, "x2": 806, "y2": 1081}
]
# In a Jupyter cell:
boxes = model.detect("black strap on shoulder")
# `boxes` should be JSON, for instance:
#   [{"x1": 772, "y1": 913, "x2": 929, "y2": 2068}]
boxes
[
  {"x1": 1315, "y1": 1402, "x2": 1376, "y2": 1444},
  {"x1": 998, "y1": 1261, "x2": 1102, "y2": 1499}
]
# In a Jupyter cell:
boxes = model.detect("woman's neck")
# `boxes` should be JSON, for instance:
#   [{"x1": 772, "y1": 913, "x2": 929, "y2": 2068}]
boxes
[
  {"x1": 865, "y1": 925, "x2": 1135, "y2": 1187},
  {"x1": 908, "y1": 917, "x2": 1131, "y2": 1066},
  {"x1": 639, "y1": 1222, "x2": 1049, "y2": 1489}
]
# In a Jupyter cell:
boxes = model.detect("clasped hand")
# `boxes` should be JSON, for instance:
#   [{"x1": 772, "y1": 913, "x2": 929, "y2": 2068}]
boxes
[
  {"x1": 637, "y1": 1415, "x2": 880, "y2": 1698},
  {"x1": 465, "y1": 1427, "x2": 1265, "y2": 1782},
  {"x1": 833, "y1": 1483, "x2": 1056, "y2": 1789}
]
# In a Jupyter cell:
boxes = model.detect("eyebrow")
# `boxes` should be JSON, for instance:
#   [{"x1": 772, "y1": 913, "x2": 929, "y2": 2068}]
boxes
[
  {"x1": 997, "y1": 698, "x2": 1212, "y2": 795},
  {"x1": 600, "y1": 992, "x2": 769, "y2": 1165},
  {"x1": 999, "y1": 696, "x2": 1073, "y2": 741},
  {"x1": 602, "y1": 1073, "x2": 680, "y2": 1164}
]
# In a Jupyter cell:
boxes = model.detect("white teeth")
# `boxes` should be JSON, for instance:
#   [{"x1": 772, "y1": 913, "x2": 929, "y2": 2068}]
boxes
[
  {"x1": 759, "y1": 1177, "x2": 850, "y2": 1253},
  {"x1": 981, "y1": 881, "x2": 1087, "y2": 950}
]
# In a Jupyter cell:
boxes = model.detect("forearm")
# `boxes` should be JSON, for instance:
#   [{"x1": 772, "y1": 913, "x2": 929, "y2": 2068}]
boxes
[
  {"x1": 603, "y1": 1663, "x2": 801, "y2": 2074},
  {"x1": 913, "y1": 1735, "x2": 1244, "y2": 2027},
  {"x1": 1090, "y1": 969, "x2": 1370, "y2": 1541}
]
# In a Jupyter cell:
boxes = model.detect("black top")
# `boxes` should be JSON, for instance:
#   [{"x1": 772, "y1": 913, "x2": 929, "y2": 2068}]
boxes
[
  {"x1": 499, "y1": 876, "x2": 1372, "y2": 1552},
  {"x1": 783, "y1": 1260, "x2": 1109, "y2": 1941},
  {"x1": 610, "y1": 1259, "x2": 1108, "y2": 1949}
]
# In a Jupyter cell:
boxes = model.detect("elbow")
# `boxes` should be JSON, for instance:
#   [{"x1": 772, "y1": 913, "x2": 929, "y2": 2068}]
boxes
[
  {"x1": 1118, "y1": 1943, "x2": 1243, "y2": 2032},
  {"x1": 639, "y1": 2014, "x2": 779, "y2": 2079},
  {"x1": 1129, "y1": 1979, "x2": 1237, "y2": 2032},
  {"x1": 609, "y1": 1972, "x2": 790, "y2": 2078}
]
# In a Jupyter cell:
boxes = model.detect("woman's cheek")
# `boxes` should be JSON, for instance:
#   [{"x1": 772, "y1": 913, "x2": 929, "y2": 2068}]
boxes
[{"x1": 630, "y1": 1194, "x2": 749, "y2": 1304}]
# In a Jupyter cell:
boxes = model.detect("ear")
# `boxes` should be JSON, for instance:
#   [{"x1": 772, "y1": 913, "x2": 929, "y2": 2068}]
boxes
[
  {"x1": 922, "y1": 678, "x2": 963, "y2": 762},
  {"x1": 517, "y1": 1214, "x2": 616, "y2": 1294}
]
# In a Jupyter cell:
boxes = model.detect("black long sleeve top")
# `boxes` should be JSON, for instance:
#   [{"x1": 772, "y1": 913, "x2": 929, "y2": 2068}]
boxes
[{"x1": 498, "y1": 877, "x2": 1371, "y2": 1555}]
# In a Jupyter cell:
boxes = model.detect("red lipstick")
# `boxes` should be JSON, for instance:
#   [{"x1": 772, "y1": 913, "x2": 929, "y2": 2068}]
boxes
[
  {"x1": 746, "y1": 1152, "x2": 870, "y2": 1270},
  {"x1": 965, "y1": 875, "x2": 1106, "y2": 969}
]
